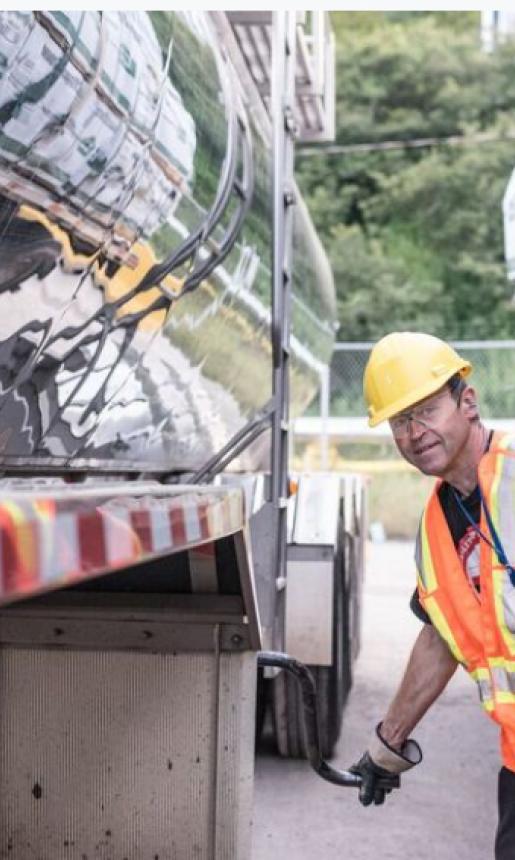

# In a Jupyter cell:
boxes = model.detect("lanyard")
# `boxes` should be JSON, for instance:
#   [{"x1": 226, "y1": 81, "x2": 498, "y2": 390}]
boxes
[{"x1": 452, "y1": 487, "x2": 515, "y2": 587}]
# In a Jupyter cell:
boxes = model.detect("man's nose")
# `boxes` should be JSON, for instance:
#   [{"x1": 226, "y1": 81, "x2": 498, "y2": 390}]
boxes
[{"x1": 408, "y1": 417, "x2": 427, "y2": 440}]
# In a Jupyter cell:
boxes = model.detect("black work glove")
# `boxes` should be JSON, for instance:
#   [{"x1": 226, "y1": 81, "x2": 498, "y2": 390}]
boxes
[
  {"x1": 350, "y1": 722, "x2": 422, "y2": 807},
  {"x1": 349, "y1": 752, "x2": 400, "y2": 806}
]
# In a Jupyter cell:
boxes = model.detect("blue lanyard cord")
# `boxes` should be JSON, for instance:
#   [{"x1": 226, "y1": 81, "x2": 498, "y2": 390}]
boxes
[{"x1": 451, "y1": 487, "x2": 515, "y2": 587}]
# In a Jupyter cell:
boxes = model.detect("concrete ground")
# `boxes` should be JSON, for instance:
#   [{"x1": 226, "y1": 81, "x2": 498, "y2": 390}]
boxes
[{"x1": 252, "y1": 540, "x2": 499, "y2": 860}]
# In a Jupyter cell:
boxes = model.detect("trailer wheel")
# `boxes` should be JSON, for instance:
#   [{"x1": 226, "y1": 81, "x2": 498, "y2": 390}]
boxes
[{"x1": 271, "y1": 522, "x2": 353, "y2": 759}]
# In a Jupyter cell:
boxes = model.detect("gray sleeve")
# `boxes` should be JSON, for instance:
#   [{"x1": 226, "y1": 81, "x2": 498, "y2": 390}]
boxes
[{"x1": 409, "y1": 587, "x2": 432, "y2": 624}]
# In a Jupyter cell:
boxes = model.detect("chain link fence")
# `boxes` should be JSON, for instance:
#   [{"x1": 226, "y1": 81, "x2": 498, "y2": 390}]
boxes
[{"x1": 330, "y1": 341, "x2": 515, "y2": 419}]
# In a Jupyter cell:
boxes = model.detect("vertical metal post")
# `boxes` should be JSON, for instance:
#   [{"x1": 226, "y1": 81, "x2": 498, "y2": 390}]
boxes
[
  {"x1": 271, "y1": 12, "x2": 296, "y2": 586},
  {"x1": 319, "y1": 364, "x2": 330, "y2": 471},
  {"x1": 313, "y1": 12, "x2": 325, "y2": 97}
]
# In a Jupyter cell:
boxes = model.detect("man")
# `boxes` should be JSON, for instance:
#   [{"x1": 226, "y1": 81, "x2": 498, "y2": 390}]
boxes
[{"x1": 350, "y1": 331, "x2": 515, "y2": 860}]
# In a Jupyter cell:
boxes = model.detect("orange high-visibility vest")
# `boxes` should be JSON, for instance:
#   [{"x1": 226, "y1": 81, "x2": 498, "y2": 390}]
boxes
[{"x1": 416, "y1": 431, "x2": 515, "y2": 771}]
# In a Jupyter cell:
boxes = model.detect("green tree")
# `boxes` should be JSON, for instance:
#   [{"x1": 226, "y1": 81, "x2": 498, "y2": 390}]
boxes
[
  {"x1": 297, "y1": 12, "x2": 515, "y2": 341},
  {"x1": 330, "y1": 225, "x2": 446, "y2": 341},
  {"x1": 366, "y1": 144, "x2": 515, "y2": 337}
]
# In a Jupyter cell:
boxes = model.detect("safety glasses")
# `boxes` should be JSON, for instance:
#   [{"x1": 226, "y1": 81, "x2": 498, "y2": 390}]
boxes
[{"x1": 389, "y1": 391, "x2": 460, "y2": 439}]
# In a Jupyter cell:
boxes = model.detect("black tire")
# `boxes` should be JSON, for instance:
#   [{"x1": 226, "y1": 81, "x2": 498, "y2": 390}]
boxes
[
  {"x1": 255, "y1": 665, "x2": 269, "y2": 747},
  {"x1": 271, "y1": 521, "x2": 353, "y2": 759},
  {"x1": 271, "y1": 660, "x2": 306, "y2": 758}
]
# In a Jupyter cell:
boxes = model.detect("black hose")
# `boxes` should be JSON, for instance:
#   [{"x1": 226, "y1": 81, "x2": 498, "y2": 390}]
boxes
[{"x1": 257, "y1": 651, "x2": 398, "y2": 791}]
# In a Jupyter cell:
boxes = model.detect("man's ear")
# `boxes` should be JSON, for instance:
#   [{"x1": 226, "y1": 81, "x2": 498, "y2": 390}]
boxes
[{"x1": 460, "y1": 385, "x2": 479, "y2": 420}]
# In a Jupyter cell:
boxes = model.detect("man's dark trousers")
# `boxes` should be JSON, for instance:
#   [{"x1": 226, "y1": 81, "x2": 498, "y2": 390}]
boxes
[{"x1": 496, "y1": 767, "x2": 515, "y2": 859}]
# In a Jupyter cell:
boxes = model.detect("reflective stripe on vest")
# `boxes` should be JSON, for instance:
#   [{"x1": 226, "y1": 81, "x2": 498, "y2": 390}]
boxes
[
  {"x1": 470, "y1": 664, "x2": 515, "y2": 713},
  {"x1": 490, "y1": 658, "x2": 515, "y2": 704},
  {"x1": 470, "y1": 667, "x2": 494, "y2": 711},
  {"x1": 421, "y1": 592, "x2": 466, "y2": 664},
  {"x1": 415, "y1": 512, "x2": 438, "y2": 593}
]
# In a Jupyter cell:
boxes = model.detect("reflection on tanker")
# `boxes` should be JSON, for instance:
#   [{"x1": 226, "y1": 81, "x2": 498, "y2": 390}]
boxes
[{"x1": 0, "y1": 11, "x2": 335, "y2": 472}]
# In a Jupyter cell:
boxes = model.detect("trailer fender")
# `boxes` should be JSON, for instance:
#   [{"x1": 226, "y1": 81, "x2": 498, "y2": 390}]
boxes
[{"x1": 285, "y1": 473, "x2": 341, "y2": 665}]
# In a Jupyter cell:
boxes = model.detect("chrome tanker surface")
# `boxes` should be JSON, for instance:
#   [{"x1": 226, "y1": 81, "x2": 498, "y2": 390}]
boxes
[{"x1": 0, "y1": 11, "x2": 335, "y2": 473}]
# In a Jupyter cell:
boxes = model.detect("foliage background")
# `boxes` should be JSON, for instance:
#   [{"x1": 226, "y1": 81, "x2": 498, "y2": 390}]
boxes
[{"x1": 296, "y1": 12, "x2": 515, "y2": 341}]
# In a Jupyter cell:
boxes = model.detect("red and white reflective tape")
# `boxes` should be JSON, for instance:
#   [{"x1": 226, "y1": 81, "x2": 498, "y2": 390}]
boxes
[{"x1": 0, "y1": 486, "x2": 245, "y2": 605}]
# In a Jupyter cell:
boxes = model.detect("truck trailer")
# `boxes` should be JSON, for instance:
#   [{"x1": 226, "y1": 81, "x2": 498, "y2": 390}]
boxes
[{"x1": 0, "y1": 10, "x2": 366, "y2": 858}]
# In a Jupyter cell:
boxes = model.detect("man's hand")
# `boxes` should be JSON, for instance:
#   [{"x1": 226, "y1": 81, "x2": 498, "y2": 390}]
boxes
[
  {"x1": 349, "y1": 752, "x2": 400, "y2": 806},
  {"x1": 350, "y1": 722, "x2": 422, "y2": 807}
]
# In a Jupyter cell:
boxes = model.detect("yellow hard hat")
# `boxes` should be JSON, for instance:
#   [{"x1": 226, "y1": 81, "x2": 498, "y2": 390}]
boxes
[{"x1": 363, "y1": 332, "x2": 472, "y2": 427}]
